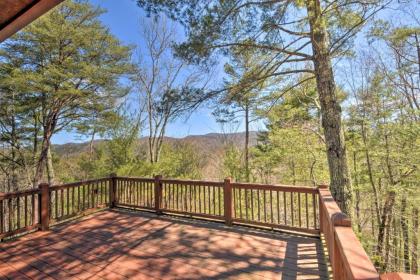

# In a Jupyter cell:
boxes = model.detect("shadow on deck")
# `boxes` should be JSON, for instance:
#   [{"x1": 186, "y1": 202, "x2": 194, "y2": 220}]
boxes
[{"x1": 0, "y1": 209, "x2": 330, "y2": 280}]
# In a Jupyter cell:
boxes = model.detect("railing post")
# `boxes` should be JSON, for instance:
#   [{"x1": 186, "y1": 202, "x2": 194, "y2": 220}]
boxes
[
  {"x1": 224, "y1": 177, "x2": 233, "y2": 226},
  {"x1": 154, "y1": 175, "x2": 163, "y2": 214},
  {"x1": 317, "y1": 184, "x2": 328, "y2": 232},
  {"x1": 109, "y1": 173, "x2": 117, "y2": 208},
  {"x1": 38, "y1": 183, "x2": 50, "y2": 231}
]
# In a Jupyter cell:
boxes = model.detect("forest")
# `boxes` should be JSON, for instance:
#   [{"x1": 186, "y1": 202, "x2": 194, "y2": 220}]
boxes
[{"x1": 0, "y1": 0, "x2": 418, "y2": 275}]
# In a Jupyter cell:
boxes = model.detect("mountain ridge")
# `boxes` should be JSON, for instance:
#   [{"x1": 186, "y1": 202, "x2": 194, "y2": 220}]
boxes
[{"x1": 52, "y1": 131, "x2": 260, "y2": 156}]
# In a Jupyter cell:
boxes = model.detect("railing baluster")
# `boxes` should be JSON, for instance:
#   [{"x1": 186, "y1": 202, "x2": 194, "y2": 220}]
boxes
[
  {"x1": 31, "y1": 194, "x2": 35, "y2": 226},
  {"x1": 240, "y1": 188, "x2": 244, "y2": 219},
  {"x1": 72, "y1": 187, "x2": 75, "y2": 214},
  {"x1": 207, "y1": 185, "x2": 211, "y2": 214},
  {"x1": 218, "y1": 186, "x2": 222, "y2": 215},
  {"x1": 290, "y1": 192, "x2": 294, "y2": 227},
  {"x1": 82, "y1": 184, "x2": 86, "y2": 210},
  {"x1": 199, "y1": 184, "x2": 202, "y2": 213},
  {"x1": 55, "y1": 190, "x2": 59, "y2": 218},
  {"x1": 212, "y1": 185, "x2": 216, "y2": 215},
  {"x1": 257, "y1": 189, "x2": 260, "y2": 221},
  {"x1": 61, "y1": 188, "x2": 64, "y2": 217},
  {"x1": 24, "y1": 195, "x2": 28, "y2": 227},
  {"x1": 184, "y1": 184, "x2": 188, "y2": 212},
  {"x1": 165, "y1": 182, "x2": 169, "y2": 209},
  {"x1": 306, "y1": 193, "x2": 309, "y2": 228},
  {"x1": 171, "y1": 183, "x2": 174, "y2": 209},
  {"x1": 263, "y1": 190, "x2": 267, "y2": 223},
  {"x1": 137, "y1": 181, "x2": 140, "y2": 206},
  {"x1": 245, "y1": 188, "x2": 248, "y2": 220},
  {"x1": 202, "y1": 185, "x2": 205, "y2": 213},
  {"x1": 277, "y1": 191, "x2": 280, "y2": 224},
  {"x1": 312, "y1": 193, "x2": 317, "y2": 229},
  {"x1": 67, "y1": 187, "x2": 70, "y2": 216},
  {"x1": 298, "y1": 193, "x2": 301, "y2": 228},
  {"x1": 283, "y1": 192, "x2": 287, "y2": 225},
  {"x1": 189, "y1": 185, "x2": 193, "y2": 213},
  {"x1": 251, "y1": 189, "x2": 254, "y2": 221},
  {"x1": 175, "y1": 183, "x2": 179, "y2": 211},
  {"x1": 17, "y1": 196, "x2": 21, "y2": 229},
  {"x1": 140, "y1": 181, "x2": 143, "y2": 206},
  {"x1": 270, "y1": 190, "x2": 273, "y2": 224}
]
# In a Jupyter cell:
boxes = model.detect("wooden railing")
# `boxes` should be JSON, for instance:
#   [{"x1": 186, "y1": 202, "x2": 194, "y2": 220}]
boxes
[
  {"x1": 0, "y1": 188, "x2": 40, "y2": 239},
  {"x1": 112, "y1": 176, "x2": 320, "y2": 234},
  {"x1": 49, "y1": 177, "x2": 111, "y2": 224},
  {"x1": 231, "y1": 182, "x2": 319, "y2": 234},
  {"x1": 0, "y1": 175, "x2": 416, "y2": 280},
  {"x1": 318, "y1": 185, "x2": 380, "y2": 279}
]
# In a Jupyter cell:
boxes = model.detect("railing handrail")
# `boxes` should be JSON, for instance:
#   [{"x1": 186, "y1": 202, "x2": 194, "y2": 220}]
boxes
[
  {"x1": 232, "y1": 182, "x2": 318, "y2": 193},
  {"x1": 0, "y1": 188, "x2": 40, "y2": 199},
  {"x1": 318, "y1": 185, "x2": 380, "y2": 280},
  {"x1": 50, "y1": 177, "x2": 111, "y2": 190}
]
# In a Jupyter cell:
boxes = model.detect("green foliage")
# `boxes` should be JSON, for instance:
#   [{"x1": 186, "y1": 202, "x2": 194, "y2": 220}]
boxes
[
  {"x1": 154, "y1": 143, "x2": 205, "y2": 179},
  {"x1": 222, "y1": 144, "x2": 246, "y2": 182},
  {"x1": 0, "y1": 0, "x2": 134, "y2": 185}
]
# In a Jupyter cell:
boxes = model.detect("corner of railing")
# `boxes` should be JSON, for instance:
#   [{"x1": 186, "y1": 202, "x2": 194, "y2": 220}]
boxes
[
  {"x1": 317, "y1": 183, "x2": 328, "y2": 232},
  {"x1": 38, "y1": 182, "x2": 50, "y2": 231},
  {"x1": 316, "y1": 183, "x2": 380, "y2": 280},
  {"x1": 154, "y1": 175, "x2": 163, "y2": 214},
  {"x1": 109, "y1": 173, "x2": 117, "y2": 208},
  {"x1": 331, "y1": 212, "x2": 352, "y2": 227}
]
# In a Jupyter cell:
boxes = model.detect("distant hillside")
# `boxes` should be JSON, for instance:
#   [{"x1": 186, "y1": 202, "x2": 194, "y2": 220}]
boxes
[{"x1": 52, "y1": 132, "x2": 259, "y2": 157}]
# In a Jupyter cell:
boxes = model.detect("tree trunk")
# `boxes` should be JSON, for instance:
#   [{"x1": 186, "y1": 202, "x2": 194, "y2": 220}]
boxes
[
  {"x1": 306, "y1": 0, "x2": 352, "y2": 214},
  {"x1": 401, "y1": 195, "x2": 410, "y2": 272},
  {"x1": 393, "y1": 216, "x2": 399, "y2": 270},
  {"x1": 147, "y1": 90, "x2": 155, "y2": 164},
  {"x1": 32, "y1": 112, "x2": 39, "y2": 188},
  {"x1": 46, "y1": 145, "x2": 55, "y2": 185},
  {"x1": 352, "y1": 147, "x2": 362, "y2": 233},
  {"x1": 244, "y1": 102, "x2": 250, "y2": 182},
  {"x1": 376, "y1": 190, "x2": 395, "y2": 263},
  {"x1": 89, "y1": 128, "x2": 96, "y2": 160},
  {"x1": 384, "y1": 214, "x2": 392, "y2": 271},
  {"x1": 34, "y1": 118, "x2": 56, "y2": 185},
  {"x1": 412, "y1": 207, "x2": 418, "y2": 274}
]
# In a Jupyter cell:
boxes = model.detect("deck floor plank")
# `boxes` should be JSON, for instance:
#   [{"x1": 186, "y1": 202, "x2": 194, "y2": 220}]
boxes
[{"x1": 0, "y1": 209, "x2": 329, "y2": 280}]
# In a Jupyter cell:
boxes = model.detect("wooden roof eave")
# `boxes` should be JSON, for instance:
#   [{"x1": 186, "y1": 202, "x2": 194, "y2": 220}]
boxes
[{"x1": 0, "y1": 0, "x2": 65, "y2": 43}]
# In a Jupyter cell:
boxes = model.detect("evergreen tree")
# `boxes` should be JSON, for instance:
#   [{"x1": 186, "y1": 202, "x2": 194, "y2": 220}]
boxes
[{"x1": 0, "y1": 0, "x2": 134, "y2": 185}]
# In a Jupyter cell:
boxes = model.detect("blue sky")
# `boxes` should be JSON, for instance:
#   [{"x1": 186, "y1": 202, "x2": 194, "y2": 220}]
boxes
[{"x1": 52, "y1": 0, "x2": 252, "y2": 144}]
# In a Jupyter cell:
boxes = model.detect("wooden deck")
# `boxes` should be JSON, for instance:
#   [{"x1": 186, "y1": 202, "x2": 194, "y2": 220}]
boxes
[{"x1": 0, "y1": 209, "x2": 329, "y2": 280}]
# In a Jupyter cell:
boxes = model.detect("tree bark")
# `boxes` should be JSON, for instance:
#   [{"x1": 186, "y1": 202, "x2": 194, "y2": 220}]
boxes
[
  {"x1": 34, "y1": 115, "x2": 57, "y2": 185},
  {"x1": 244, "y1": 102, "x2": 250, "y2": 182},
  {"x1": 412, "y1": 207, "x2": 418, "y2": 274},
  {"x1": 401, "y1": 195, "x2": 410, "y2": 272},
  {"x1": 306, "y1": 0, "x2": 352, "y2": 214},
  {"x1": 376, "y1": 190, "x2": 395, "y2": 263},
  {"x1": 361, "y1": 120, "x2": 381, "y2": 227},
  {"x1": 89, "y1": 128, "x2": 96, "y2": 160},
  {"x1": 46, "y1": 145, "x2": 55, "y2": 185},
  {"x1": 32, "y1": 112, "x2": 39, "y2": 188}
]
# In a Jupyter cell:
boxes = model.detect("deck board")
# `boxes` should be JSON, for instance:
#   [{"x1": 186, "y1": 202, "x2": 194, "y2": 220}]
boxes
[{"x1": 0, "y1": 209, "x2": 329, "y2": 280}]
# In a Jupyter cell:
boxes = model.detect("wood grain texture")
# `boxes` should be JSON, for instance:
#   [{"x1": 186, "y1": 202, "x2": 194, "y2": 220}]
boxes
[{"x1": 0, "y1": 209, "x2": 330, "y2": 279}]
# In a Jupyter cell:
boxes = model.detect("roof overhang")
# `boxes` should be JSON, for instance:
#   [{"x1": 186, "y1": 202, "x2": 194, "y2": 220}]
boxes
[{"x1": 0, "y1": 0, "x2": 65, "y2": 43}]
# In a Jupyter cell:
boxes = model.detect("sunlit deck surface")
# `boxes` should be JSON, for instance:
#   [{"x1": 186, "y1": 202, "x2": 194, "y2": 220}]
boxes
[{"x1": 0, "y1": 209, "x2": 329, "y2": 280}]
